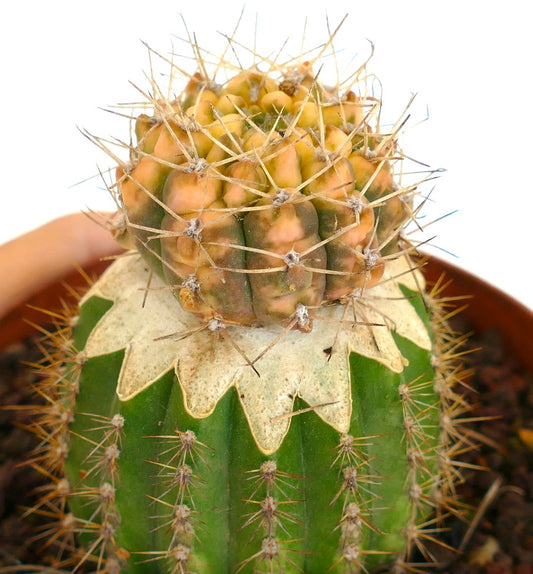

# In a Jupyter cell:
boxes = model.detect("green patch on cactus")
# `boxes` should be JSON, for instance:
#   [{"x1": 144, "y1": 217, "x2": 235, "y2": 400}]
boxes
[{"x1": 65, "y1": 356, "x2": 174, "y2": 570}]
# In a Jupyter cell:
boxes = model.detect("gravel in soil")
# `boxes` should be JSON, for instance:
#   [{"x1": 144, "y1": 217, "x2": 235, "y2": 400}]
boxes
[{"x1": 0, "y1": 339, "x2": 46, "y2": 567}]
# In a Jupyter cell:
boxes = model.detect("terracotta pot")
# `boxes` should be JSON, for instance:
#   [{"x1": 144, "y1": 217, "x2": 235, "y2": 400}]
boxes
[
  {"x1": 423, "y1": 256, "x2": 533, "y2": 371},
  {"x1": 0, "y1": 260, "x2": 111, "y2": 350},
  {"x1": 1, "y1": 257, "x2": 532, "y2": 368}
]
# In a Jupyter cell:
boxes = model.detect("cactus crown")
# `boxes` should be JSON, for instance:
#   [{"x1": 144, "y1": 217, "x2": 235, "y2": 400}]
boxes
[{"x1": 91, "y1": 15, "x2": 432, "y2": 334}]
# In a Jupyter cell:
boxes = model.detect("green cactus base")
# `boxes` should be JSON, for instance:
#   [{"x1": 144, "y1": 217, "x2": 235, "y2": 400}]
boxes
[{"x1": 40, "y1": 254, "x2": 455, "y2": 574}]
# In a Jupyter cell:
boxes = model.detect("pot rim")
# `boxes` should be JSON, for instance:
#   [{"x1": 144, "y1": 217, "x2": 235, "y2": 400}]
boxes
[{"x1": 423, "y1": 255, "x2": 533, "y2": 371}]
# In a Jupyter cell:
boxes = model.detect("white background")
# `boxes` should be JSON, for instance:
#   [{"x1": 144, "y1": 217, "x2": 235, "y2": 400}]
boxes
[{"x1": 1, "y1": 0, "x2": 531, "y2": 310}]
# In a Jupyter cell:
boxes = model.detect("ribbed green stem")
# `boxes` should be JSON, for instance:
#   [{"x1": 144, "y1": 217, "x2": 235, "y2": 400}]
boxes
[{"x1": 64, "y1": 290, "x2": 439, "y2": 573}]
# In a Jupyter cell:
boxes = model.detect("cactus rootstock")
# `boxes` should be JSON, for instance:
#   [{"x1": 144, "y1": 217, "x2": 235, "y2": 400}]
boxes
[{"x1": 15, "y1": 16, "x2": 473, "y2": 574}]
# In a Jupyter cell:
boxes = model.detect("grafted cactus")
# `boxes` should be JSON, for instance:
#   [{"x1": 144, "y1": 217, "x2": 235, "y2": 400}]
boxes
[{"x1": 23, "y1": 17, "x2": 469, "y2": 574}]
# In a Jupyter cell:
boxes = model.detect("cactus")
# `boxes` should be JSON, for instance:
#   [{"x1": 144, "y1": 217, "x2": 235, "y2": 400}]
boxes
[{"x1": 21, "y1": 17, "x2": 469, "y2": 574}]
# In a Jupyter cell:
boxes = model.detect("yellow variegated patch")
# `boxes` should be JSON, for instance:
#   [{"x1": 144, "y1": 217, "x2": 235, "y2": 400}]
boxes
[{"x1": 82, "y1": 253, "x2": 431, "y2": 454}]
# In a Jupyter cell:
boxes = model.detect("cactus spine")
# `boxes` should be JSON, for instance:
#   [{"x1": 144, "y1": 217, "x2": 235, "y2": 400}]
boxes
[{"x1": 20, "y1": 16, "x2": 469, "y2": 574}]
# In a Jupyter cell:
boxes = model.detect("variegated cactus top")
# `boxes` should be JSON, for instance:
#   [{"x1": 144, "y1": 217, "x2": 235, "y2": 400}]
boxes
[{"x1": 111, "y1": 49, "x2": 412, "y2": 331}]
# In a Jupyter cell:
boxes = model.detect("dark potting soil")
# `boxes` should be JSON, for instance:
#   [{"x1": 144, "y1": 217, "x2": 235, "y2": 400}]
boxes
[
  {"x1": 0, "y1": 321, "x2": 531, "y2": 572},
  {"x1": 433, "y1": 318, "x2": 533, "y2": 574}
]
